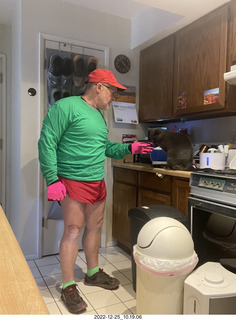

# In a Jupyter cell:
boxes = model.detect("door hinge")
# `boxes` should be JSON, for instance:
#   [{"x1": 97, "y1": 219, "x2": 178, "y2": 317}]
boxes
[
  {"x1": 0, "y1": 73, "x2": 3, "y2": 83},
  {"x1": 42, "y1": 217, "x2": 45, "y2": 227},
  {"x1": 0, "y1": 139, "x2": 3, "y2": 150}
]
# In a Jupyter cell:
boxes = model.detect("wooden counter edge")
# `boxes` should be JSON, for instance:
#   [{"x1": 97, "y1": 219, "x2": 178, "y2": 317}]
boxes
[
  {"x1": 111, "y1": 159, "x2": 192, "y2": 179},
  {"x1": 0, "y1": 206, "x2": 49, "y2": 315}
]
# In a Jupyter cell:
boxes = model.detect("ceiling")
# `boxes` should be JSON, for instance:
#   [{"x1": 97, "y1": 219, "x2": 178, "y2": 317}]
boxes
[
  {"x1": 0, "y1": 0, "x2": 231, "y2": 48},
  {"x1": 58, "y1": 0, "x2": 230, "y2": 20}
]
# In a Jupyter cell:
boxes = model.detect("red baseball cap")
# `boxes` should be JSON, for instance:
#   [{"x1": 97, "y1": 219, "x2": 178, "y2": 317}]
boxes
[{"x1": 88, "y1": 69, "x2": 126, "y2": 90}]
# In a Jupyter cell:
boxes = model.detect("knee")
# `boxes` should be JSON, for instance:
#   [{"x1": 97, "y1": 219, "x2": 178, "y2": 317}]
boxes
[{"x1": 65, "y1": 224, "x2": 82, "y2": 239}]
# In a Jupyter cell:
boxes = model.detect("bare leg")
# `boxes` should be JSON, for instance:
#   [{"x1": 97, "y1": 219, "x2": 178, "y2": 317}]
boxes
[
  {"x1": 60, "y1": 196, "x2": 86, "y2": 284},
  {"x1": 82, "y1": 199, "x2": 106, "y2": 269}
]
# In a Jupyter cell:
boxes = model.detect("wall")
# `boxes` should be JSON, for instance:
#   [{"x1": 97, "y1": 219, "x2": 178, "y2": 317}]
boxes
[
  {"x1": 186, "y1": 116, "x2": 236, "y2": 145},
  {"x1": 0, "y1": 23, "x2": 11, "y2": 214},
  {"x1": 7, "y1": 0, "x2": 146, "y2": 258},
  {"x1": 0, "y1": 24, "x2": 10, "y2": 52},
  {"x1": 163, "y1": 115, "x2": 236, "y2": 149}
]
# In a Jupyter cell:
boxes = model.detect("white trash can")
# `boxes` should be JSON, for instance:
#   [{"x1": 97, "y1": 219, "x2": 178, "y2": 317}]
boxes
[{"x1": 134, "y1": 217, "x2": 198, "y2": 314}]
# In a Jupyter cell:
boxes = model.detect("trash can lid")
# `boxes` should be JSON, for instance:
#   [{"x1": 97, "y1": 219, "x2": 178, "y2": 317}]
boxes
[{"x1": 137, "y1": 217, "x2": 194, "y2": 260}]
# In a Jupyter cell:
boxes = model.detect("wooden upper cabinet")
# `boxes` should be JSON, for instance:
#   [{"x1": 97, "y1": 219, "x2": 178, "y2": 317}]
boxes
[
  {"x1": 227, "y1": 0, "x2": 236, "y2": 66},
  {"x1": 224, "y1": 0, "x2": 236, "y2": 110},
  {"x1": 139, "y1": 35, "x2": 174, "y2": 122},
  {"x1": 173, "y1": 6, "x2": 228, "y2": 117}
]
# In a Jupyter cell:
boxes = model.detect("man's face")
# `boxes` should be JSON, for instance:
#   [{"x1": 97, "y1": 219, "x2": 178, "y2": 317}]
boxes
[{"x1": 97, "y1": 83, "x2": 118, "y2": 110}]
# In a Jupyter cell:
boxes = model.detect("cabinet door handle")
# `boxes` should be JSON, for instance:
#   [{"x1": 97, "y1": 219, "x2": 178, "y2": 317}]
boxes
[{"x1": 156, "y1": 173, "x2": 164, "y2": 179}]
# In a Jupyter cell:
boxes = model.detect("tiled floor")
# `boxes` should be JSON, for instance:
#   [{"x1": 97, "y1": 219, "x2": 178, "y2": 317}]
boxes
[{"x1": 27, "y1": 246, "x2": 136, "y2": 315}]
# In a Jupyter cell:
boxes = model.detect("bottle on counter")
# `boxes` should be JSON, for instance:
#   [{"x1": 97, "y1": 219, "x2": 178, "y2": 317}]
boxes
[{"x1": 227, "y1": 142, "x2": 236, "y2": 149}]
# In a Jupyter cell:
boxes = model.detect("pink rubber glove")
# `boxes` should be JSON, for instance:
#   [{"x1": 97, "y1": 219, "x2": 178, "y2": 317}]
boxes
[
  {"x1": 131, "y1": 142, "x2": 154, "y2": 154},
  {"x1": 47, "y1": 181, "x2": 66, "y2": 201}
]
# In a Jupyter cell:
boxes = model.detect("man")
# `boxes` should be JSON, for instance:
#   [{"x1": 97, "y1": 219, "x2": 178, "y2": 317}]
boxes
[{"x1": 38, "y1": 69, "x2": 153, "y2": 314}]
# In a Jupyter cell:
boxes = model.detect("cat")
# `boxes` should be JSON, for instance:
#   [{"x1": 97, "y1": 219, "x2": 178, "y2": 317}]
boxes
[{"x1": 148, "y1": 128, "x2": 193, "y2": 171}]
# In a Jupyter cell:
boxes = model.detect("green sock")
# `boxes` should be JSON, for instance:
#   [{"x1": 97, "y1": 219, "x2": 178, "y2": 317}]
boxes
[
  {"x1": 87, "y1": 266, "x2": 99, "y2": 277},
  {"x1": 62, "y1": 280, "x2": 76, "y2": 289}
]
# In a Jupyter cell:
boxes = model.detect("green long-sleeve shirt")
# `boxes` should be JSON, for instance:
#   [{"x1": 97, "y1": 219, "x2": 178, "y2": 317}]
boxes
[{"x1": 38, "y1": 96, "x2": 130, "y2": 186}]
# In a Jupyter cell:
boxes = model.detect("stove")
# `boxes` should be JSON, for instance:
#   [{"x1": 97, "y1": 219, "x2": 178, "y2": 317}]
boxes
[
  {"x1": 190, "y1": 170, "x2": 236, "y2": 207},
  {"x1": 196, "y1": 168, "x2": 236, "y2": 176},
  {"x1": 189, "y1": 170, "x2": 236, "y2": 274}
]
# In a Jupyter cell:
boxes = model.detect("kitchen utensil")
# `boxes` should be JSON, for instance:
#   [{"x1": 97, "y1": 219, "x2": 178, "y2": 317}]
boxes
[{"x1": 194, "y1": 144, "x2": 209, "y2": 157}]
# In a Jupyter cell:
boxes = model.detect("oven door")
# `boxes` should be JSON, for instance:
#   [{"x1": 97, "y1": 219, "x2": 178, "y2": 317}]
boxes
[{"x1": 188, "y1": 196, "x2": 236, "y2": 274}]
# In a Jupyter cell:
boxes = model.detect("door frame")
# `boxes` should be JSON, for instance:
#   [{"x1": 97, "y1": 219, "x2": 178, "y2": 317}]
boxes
[
  {"x1": 0, "y1": 53, "x2": 7, "y2": 211},
  {"x1": 38, "y1": 33, "x2": 110, "y2": 257}
]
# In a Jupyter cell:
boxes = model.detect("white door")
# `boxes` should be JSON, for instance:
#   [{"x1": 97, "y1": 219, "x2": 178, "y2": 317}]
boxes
[
  {"x1": 0, "y1": 54, "x2": 6, "y2": 211},
  {"x1": 42, "y1": 193, "x2": 66, "y2": 256},
  {"x1": 40, "y1": 35, "x2": 108, "y2": 256}
]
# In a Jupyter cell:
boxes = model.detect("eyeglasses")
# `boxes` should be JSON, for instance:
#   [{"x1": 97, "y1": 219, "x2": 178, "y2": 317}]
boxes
[{"x1": 101, "y1": 83, "x2": 119, "y2": 98}]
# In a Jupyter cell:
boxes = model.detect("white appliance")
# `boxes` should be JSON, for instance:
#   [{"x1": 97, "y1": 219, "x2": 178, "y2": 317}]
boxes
[
  {"x1": 183, "y1": 262, "x2": 236, "y2": 314},
  {"x1": 224, "y1": 65, "x2": 236, "y2": 85},
  {"x1": 199, "y1": 152, "x2": 226, "y2": 170},
  {"x1": 226, "y1": 149, "x2": 236, "y2": 169}
]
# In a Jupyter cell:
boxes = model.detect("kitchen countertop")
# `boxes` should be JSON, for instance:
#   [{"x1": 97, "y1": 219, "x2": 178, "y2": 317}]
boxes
[
  {"x1": 0, "y1": 205, "x2": 49, "y2": 314},
  {"x1": 112, "y1": 159, "x2": 192, "y2": 179}
]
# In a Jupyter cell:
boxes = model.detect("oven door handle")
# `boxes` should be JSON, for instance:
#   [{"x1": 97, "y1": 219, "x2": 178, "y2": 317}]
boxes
[{"x1": 188, "y1": 196, "x2": 236, "y2": 218}]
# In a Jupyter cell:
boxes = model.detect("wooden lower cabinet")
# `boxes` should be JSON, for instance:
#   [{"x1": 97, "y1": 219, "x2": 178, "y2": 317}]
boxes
[
  {"x1": 112, "y1": 182, "x2": 137, "y2": 251},
  {"x1": 138, "y1": 188, "x2": 171, "y2": 207},
  {"x1": 112, "y1": 167, "x2": 190, "y2": 251},
  {"x1": 172, "y1": 178, "x2": 190, "y2": 217},
  {"x1": 138, "y1": 171, "x2": 172, "y2": 193}
]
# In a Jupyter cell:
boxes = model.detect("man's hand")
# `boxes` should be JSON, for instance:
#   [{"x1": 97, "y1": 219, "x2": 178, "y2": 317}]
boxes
[
  {"x1": 131, "y1": 142, "x2": 154, "y2": 154},
  {"x1": 47, "y1": 181, "x2": 66, "y2": 201}
]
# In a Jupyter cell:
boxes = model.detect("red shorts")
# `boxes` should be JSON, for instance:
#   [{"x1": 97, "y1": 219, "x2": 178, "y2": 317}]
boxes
[{"x1": 58, "y1": 176, "x2": 107, "y2": 204}]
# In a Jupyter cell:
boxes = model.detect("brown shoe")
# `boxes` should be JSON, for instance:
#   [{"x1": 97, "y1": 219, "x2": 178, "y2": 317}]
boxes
[
  {"x1": 84, "y1": 268, "x2": 120, "y2": 290},
  {"x1": 61, "y1": 284, "x2": 87, "y2": 314}
]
